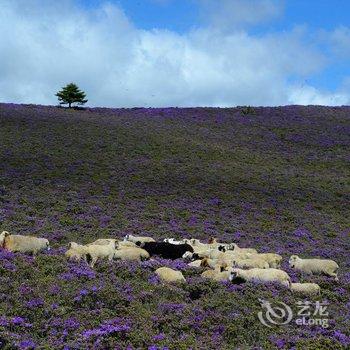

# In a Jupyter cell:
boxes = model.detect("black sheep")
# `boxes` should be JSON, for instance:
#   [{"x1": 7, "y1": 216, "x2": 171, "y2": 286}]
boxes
[{"x1": 136, "y1": 241, "x2": 193, "y2": 260}]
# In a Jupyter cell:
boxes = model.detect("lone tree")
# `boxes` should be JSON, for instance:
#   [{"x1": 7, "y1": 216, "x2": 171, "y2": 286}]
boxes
[{"x1": 56, "y1": 83, "x2": 88, "y2": 108}]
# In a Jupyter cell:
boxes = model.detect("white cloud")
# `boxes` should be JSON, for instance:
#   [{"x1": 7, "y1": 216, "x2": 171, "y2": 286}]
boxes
[
  {"x1": 288, "y1": 85, "x2": 350, "y2": 106},
  {"x1": 0, "y1": 0, "x2": 348, "y2": 107}
]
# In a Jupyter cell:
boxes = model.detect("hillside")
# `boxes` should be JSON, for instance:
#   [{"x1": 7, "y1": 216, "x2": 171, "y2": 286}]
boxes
[{"x1": 0, "y1": 103, "x2": 349, "y2": 349}]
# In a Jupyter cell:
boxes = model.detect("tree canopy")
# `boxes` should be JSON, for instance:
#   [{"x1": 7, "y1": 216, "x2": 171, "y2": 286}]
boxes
[{"x1": 56, "y1": 83, "x2": 88, "y2": 108}]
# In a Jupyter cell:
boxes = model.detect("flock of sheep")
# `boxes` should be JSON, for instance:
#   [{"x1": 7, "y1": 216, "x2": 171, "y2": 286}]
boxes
[{"x1": 0, "y1": 231, "x2": 340, "y2": 296}]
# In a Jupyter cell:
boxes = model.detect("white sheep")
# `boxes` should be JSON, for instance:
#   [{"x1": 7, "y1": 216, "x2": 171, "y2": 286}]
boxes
[
  {"x1": 249, "y1": 253, "x2": 283, "y2": 268},
  {"x1": 113, "y1": 247, "x2": 150, "y2": 261},
  {"x1": 86, "y1": 241, "x2": 116, "y2": 267},
  {"x1": 89, "y1": 238, "x2": 117, "y2": 246},
  {"x1": 0, "y1": 232, "x2": 50, "y2": 255},
  {"x1": 290, "y1": 283, "x2": 321, "y2": 296},
  {"x1": 187, "y1": 259, "x2": 202, "y2": 267},
  {"x1": 228, "y1": 243, "x2": 258, "y2": 256},
  {"x1": 163, "y1": 238, "x2": 185, "y2": 245},
  {"x1": 118, "y1": 241, "x2": 137, "y2": 248},
  {"x1": 124, "y1": 234, "x2": 155, "y2": 244},
  {"x1": 201, "y1": 263, "x2": 230, "y2": 282},
  {"x1": 200, "y1": 257, "x2": 219, "y2": 269},
  {"x1": 233, "y1": 257, "x2": 269, "y2": 269},
  {"x1": 65, "y1": 242, "x2": 88, "y2": 262},
  {"x1": 229, "y1": 268, "x2": 291, "y2": 288},
  {"x1": 155, "y1": 267, "x2": 186, "y2": 283},
  {"x1": 289, "y1": 255, "x2": 339, "y2": 281}
]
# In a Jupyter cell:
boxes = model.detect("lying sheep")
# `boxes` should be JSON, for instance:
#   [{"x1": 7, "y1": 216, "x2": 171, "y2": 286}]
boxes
[
  {"x1": 201, "y1": 263, "x2": 230, "y2": 282},
  {"x1": 290, "y1": 283, "x2": 321, "y2": 296},
  {"x1": 230, "y1": 268, "x2": 291, "y2": 288},
  {"x1": 187, "y1": 259, "x2": 203, "y2": 267},
  {"x1": 251, "y1": 253, "x2": 283, "y2": 268},
  {"x1": 124, "y1": 234, "x2": 155, "y2": 244},
  {"x1": 219, "y1": 244, "x2": 257, "y2": 259},
  {"x1": 114, "y1": 247, "x2": 150, "y2": 261},
  {"x1": 137, "y1": 242, "x2": 193, "y2": 260},
  {"x1": 86, "y1": 241, "x2": 116, "y2": 267},
  {"x1": 233, "y1": 257, "x2": 269, "y2": 269},
  {"x1": 289, "y1": 255, "x2": 339, "y2": 281},
  {"x1": 155, "y1": 267, "x2": 185, "y2": 283},
  {"x1": 0, "y1": 231, "x2": 50, "y2": 255},
  {"x1": 65, "y1": 242, "x2": 88, "y2": 262},
  {"x1": 200, "y1": 258, "x2": 218, "y2": 269},
  {"x1": 163, "y1": 238, "x2": 185, "y2": 245},
  {"x1": 225, "y1": 243, "x2": 257, "y2": 253}
]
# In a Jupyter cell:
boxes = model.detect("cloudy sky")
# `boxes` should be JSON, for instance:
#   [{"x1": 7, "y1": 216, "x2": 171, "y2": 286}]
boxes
[{"x1": 1, "y1": 0, "x2": 350, "y2": 107}]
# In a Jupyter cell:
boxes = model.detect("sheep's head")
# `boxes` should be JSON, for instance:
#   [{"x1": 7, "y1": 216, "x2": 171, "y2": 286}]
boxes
[
  {"x1": 200, "y1": 258, "x2": 209, "y2": 268},
  {"x1": 226, "y1": 243, "x2": 236, "y2": 251},
  {"x1": 220, "y1": 262, "x2": 228, "y2": 272},
  {"x1": 123, "y1": 235, "x2": 130, "y2": 242},
  {"x1": 289, "y1": 255, "x2": 299, "y2": 268},
  {"x1": 218, "y1": 245, "x2": 226, "y2": 252},
  {"x1": 45, "y1": 239, "x2": 50, "y2": 250},
  {"x1": 182, "y1": 251, "x2": 194, "y2": 261},
  {"x1": 208, "y1": 237, "x2": 216, "y2": 244},
  {"x1": 229, "y1": 268, "x2": 246, "y2": 284},
  {"x1": 0, "y1": 231, "x2": 9, "y2": 246},
  {"x1": 68, "y1": 242, "x2": 78, "y2": 249}
]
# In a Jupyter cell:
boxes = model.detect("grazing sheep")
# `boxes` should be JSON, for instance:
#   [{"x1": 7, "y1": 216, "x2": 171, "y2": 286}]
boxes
[
  {"x1": 155, "y1": 267, "x2": 185, "y2": 283},
  {"x1": 118, "y1": 241, "x2": 137, "y2": 248},
  {"x1": 113, "y1": 247, "x2": 150, "y2": 261},
  {"x1": 89, "y1": 238, "x2": 117, "y2": 246},
  {"x1": 289, "y1": 255, "x2": 339, "y2": 281},
  {"x1": 137, "y1": 242, "x2": 193, "y2": 260},
  {"x1": 1, "y1": 232, "x2": 50, "y2": 255},
  {"x1": 0, "y1": 231, "x2": 9, "y2": 246},
  {"x1": 290, "y1": 283, "x2": 321, "y2": 296},
  {"x1": 124, "y1": 234, "x2": 155, "y2": 244},
  {"x1": 233, "y1": 257, "x2": 269, "y2": 269},
  {"x1": 65, "y1": 243, "x2": 88, "y2": 262},
  {"x1": 230, "y1": 268, "x2": 291, "y2": 288},
  {"x1": 86, "y1": 241, "x2": 116, "y2": 267}
]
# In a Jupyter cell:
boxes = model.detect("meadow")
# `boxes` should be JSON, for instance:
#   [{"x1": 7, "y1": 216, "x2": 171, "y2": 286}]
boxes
[{"x1": 0, "y1": 103, "x2": 349, "y2": 349}]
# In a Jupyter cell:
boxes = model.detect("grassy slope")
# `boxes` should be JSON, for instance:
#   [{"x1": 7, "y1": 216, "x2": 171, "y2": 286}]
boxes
[{"x1": 0, "y1": 104, "x2": 349, "y2": 349}]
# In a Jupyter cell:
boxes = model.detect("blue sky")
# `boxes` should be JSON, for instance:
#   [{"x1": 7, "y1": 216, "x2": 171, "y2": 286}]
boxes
[
  {"x1": 1, "y1": 0, "x2": 350, "y2": 107},
  {"x1": 78, "y1": 0, "x2": 350, "y2": 33}
]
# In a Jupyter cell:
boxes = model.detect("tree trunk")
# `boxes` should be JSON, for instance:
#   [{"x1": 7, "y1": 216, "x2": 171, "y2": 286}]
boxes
[{"x1": 69, "y1": 102, "x2": 71, "y2": 108}]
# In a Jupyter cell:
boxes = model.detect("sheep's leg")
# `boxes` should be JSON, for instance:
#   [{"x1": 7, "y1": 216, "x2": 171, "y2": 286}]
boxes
[{"x1": 90, "y1": 257, "x2": 97, "y2": 268}]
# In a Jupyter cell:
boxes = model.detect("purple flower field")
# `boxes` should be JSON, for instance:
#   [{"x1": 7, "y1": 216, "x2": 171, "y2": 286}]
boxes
[{"x1": 0, "y1": 103, "x2": 349, "y2": 349}]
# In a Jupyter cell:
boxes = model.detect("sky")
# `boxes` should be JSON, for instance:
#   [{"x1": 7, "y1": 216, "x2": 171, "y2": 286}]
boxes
[{"x1": 0, "y1": 0, "x2": 350, "y2": 107}]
